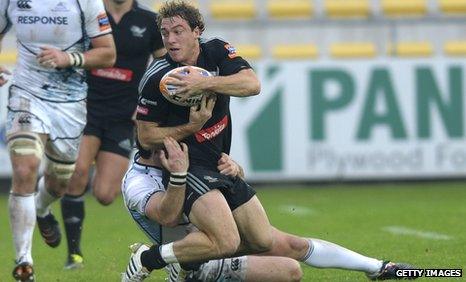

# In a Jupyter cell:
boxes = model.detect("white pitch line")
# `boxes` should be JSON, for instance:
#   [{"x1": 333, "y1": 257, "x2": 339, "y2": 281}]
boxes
[
  {"x1": 279, "y1": 205, "x2": 315, "y2": 216},
  {"x1": 382, "y1": 226, "x2": 453, "y2": 240}
]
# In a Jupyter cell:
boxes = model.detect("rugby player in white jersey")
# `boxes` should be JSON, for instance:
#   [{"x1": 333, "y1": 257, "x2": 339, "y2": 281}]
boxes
[{"x1": 0, "y1": 0, "x2": 116, "y2": 280}]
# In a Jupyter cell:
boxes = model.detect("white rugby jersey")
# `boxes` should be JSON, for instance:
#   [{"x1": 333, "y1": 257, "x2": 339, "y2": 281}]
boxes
[{"x1": 0, "y1": 0, "x2": 112, "y2": 102}]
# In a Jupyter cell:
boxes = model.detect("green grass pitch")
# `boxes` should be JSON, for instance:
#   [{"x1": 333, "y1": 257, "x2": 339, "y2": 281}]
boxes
[{"x1": 0, "y1": 182, "x2": 465, "y2": 281}]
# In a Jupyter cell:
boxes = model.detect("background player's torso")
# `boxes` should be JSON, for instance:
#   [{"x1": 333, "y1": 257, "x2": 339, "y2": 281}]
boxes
[
  {"x1": 1, "y1": 0, "x2": 109, "y2": 102},
  {"x1": 87, "y1": 2, "x2": 162, "y2": 120}
]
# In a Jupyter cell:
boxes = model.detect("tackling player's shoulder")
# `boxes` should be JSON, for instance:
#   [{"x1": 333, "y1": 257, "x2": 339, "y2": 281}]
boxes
[{"x1": 138, "y1": 58, "x2": 172, "y2": 94}]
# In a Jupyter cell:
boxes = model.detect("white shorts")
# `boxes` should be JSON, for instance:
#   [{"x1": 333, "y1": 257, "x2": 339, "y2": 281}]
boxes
[
  {"x1": 6, "y1": 86, "x2": 86, "y2": 162},
  {"x1": 192, "y1": 257, "x2": 248, "y2": 282},
  {"x1": 122, "y1": 159, "x2": 189, "y2": 244},
  {"x1": 122, "y1": 158, "x2": 248, "y2": 281}
]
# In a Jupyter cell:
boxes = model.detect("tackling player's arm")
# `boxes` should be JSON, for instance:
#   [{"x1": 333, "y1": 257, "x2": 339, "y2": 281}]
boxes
[
  {"x1": 137, "y1": 94, "x2": 216, "y2": 150},
  {"x1": 144, "y1": 137, "x2": 188, "y2": 227},
  {"x1": 217, "y1": 153, "x2": 245, "y2": 179}
]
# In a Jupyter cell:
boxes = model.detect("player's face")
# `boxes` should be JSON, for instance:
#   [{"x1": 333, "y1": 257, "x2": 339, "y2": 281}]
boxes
[{"x1": 160, "y1": 16, "x2": 200, "y2": 65}]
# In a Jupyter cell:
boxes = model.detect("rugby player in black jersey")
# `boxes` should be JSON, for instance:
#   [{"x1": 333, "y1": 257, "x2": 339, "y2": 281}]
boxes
[{"x1": 123, "y1": 1, "x2": 417, "y2": 281}]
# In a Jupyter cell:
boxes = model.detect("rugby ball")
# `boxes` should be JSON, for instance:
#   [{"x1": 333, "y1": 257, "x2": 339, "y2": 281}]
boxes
[{"x1": 159, "y1": 66, "x2": 212, "y2": 107}]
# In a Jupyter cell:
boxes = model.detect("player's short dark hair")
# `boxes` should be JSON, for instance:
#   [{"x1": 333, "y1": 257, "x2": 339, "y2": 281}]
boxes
[{"x1": 158, "y1": 0, "x2": 205, "y2": 34}]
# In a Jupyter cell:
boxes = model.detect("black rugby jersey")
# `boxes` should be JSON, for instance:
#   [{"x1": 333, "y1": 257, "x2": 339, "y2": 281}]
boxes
[
  {"x1": 136, "y1": 38, "x2": 251, "y2": 169},
  {"x1": 87, "y1": 1, "x2": 163, "y2": 120}
]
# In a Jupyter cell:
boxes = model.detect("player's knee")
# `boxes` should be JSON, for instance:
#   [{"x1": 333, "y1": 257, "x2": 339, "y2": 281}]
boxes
[
  {"x1": 214, "y1": 233, "x2": 241, "y2": 257},
  {"x1": 13, "y1": 162, "x2": 39, "y2": 181},
  {"x1": 8, "y1": 133, "x2": 44, "y2": 160},
  {"x1": 72, "y1": 162, "x2": 90, "y2": 182},
  {"x1": 46, "y1": 159, "x2": 76, "y2": 182},
  {"x1": 93, "y1": 190, "x2": 116, "y2": 206},
  {"x1": 286, "y1": 260, "x2": 303, "y2": 282},
  {"x1": 247, "y1": 232, "x2": 273, "y2": 253}
]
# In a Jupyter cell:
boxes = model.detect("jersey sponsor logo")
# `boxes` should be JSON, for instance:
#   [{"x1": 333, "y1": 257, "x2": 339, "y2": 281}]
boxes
[
  {"x1": 51, "y1": 2, "x2": 69, "y2": 12},
  {"x1": 17, "y1": 0, "x2": 32, "y2": 10},
  {"x1": 195, "y1": 115, "x2": 228, "y2": 143},
  {"x1": 17, "y1": 16, "x2": 68, "y2": 25},
  {"x1": 224, "y1": 44, "x2": 237, "y2": 59},
  {"x1": 130, "y1": 26, "x2": 146, "y2": 38},
  {"x1": 136, "y1": 105, "x2": 149, "y2": 115},
  {"x1": 138, "y1": 97, "x2": 158, "y2": 107},
  {"x1": 97, "y1": 13, "x2": 111, "y2": 31},
  {"x1": 91, "y1": 68, "x2": 133, "y2": 82}
]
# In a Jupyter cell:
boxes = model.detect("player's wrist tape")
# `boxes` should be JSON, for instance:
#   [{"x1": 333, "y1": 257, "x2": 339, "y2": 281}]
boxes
[
  {"x1": 169, "y1": 172, "x2": 187, "y2": 187},
  {"x1": 67, "y1": 52, "x2": 85, "y2": 67}
]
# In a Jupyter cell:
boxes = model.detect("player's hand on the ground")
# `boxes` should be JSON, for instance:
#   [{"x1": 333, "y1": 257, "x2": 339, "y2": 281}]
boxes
[
  {"x1": 170, "y1": 66, "x2": 210, "y2": 100},
  {"x1": 0, "y1": 65, "x2": 11, "y2": 86},
  {"x1": 188, "y1": 95, "x2": 216, "y2": 130},
  {"x1": 218, "y1": 153, "x2": 241, "y2": 177},
  {"x1": 37, "y1": 47, "x2": 71, "y2": 69},
  {"x1": 159, "y1": 137, "x2": 189, "y2": 174}
]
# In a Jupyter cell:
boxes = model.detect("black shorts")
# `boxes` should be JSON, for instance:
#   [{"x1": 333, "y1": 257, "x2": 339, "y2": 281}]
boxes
[
  {"x1": 182, "y1": 167, "x2": 256, "y2": 217},
  {"x1": 84, "y1": 112, "x2": 134, "y2": 158}
]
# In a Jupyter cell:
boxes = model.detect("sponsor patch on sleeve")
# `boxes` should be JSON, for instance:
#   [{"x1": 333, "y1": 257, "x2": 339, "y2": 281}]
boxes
[
  {"x1": 224, "y1": 44, "x2": 237, "y2": 59},
  {"x1": 97, "y1": 12, "x2": 111, "y2": 32}
]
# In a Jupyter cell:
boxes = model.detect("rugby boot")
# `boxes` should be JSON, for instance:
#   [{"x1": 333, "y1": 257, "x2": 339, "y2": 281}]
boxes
[
  {"x1": 12, "y1": 261, "x2": 35, "y2": 282},
  {"x1": 64, "y1": 253, "x2": 84, "y2": 270},
  {"x1": 367, "y1": 260, "x2": 419, "y2": 280},
  {"x1": 36, "y1": 212, "x2": 61, "y2": 248},
  {"x1": 122, "y1": 243, "x2": 151, "y2": 282}
]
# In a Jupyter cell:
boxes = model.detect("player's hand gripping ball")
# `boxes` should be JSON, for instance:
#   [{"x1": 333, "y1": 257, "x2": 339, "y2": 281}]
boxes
[{"x1": 159, "y1": 66, "x2": 212, "y2": 107}]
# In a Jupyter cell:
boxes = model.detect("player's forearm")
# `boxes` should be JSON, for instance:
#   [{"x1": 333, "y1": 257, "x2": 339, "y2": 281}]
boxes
[
  {"x1": 156, "y1": 185, "x2": 185, "y2": 227},
  {"x1": 138, "y1": 123, "x2": 199, "y2": 150},
  {"x1": 204, "y1": 69, "x2": 260, "y2": 97},
  {"x1": 81, "y1": 45, "x2": 116, "y2": 69}
]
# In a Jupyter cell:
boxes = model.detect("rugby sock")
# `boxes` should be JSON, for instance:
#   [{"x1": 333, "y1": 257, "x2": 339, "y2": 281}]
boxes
[
  {"x1": 141, "y1": 245, "x2": 168, "y2": 271},
  {"x1": 303, "y1": 239, "x2": 383, "y2": 273},
  {"x1": 9, "y1": 193, "x2": 36, "y2": 264},
  {"x1": 35, "y1": 177, "x2": 59, "y2": 217},
  {"x1": 61, "y1": 194, "x2": 85, "y2": 256}
]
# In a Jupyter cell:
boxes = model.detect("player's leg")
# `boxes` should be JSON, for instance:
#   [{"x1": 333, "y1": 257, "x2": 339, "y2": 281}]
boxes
[
  {"x1": 35, "y1": 100, "x2": 85, "y2": 252},
  {"x1": 92, "y1": 120, "x2": 134, "y2": 205},
  {"x1": 124, "y1": 189, "x2": 242, "y2": 281},
  {"x1": 6, "y1": 87, "x2": 48, "y2": 281},
  {"x1": 232, "y1": 195, "x2": 274, "y2": 255},
  {"x1": 187, "y1": 256, "x2": 302, "y2": 282},
  {"x1": 61, "y1": 134, "x2": 101, "y2": 269},
  {"x1": 8, "y1": 133, "x2": 45, "y2": 282},
  {"x1": 146, "y1": 189, "x2": 241, "y2": 264},
  {"x1": 263, "y1": 227, "x2": 415, "y2": 279},
  {"x1": 219, "y1": 177, "x2": 274, "y2": 255}
]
